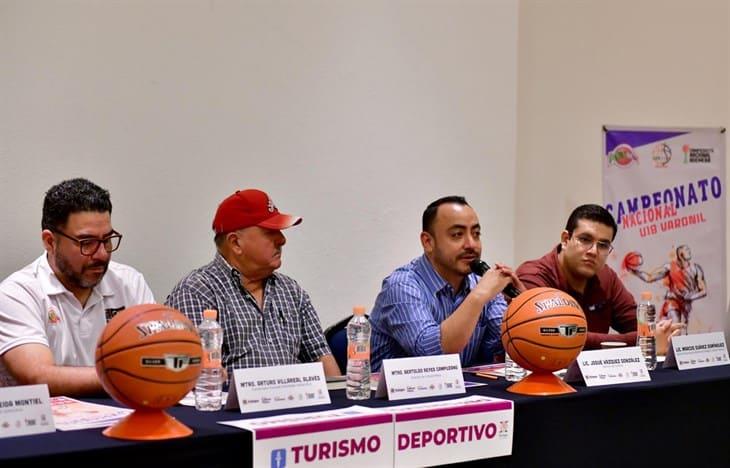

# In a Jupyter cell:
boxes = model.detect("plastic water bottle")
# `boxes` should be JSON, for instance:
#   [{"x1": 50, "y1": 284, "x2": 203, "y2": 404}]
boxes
[
  {"x1": 346, "y1": 306, "x2": 371, "y2": 400},
  {"x1": 504, "y1": 352, "x2": 526, "y2": 381},
  {"x1": 636, "y1": 291, "x2": 657, "y2": 371},
  {"x1": 195, "y1": 309, "x2": 224, "y2": 411}
]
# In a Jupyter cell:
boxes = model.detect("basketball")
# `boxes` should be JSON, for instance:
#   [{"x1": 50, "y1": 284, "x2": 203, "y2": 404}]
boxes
[
  {"x1": 622, "y1": 251, "x2": 643, "y2": 271},
  {"x1": 96, "y1": 304, "x2": 202, "y2": 410},
  {"x1": 501, "y1": 288, "x2": 587, "y2": 372}
]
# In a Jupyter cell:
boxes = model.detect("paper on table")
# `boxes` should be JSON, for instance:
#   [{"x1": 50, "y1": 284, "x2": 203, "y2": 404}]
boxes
[
  {"x1": 463, "y1": 363, "x2": 506, "y2": 377},
  {"x1": 51, "y1": 396, "x2": 132, "y2": 431},
  {"x1": 370, "y1": 372, "x2": 380, "y2": 391},
  {"x1": 463, "y1": 363, "x2": 506, "y2": 373},
  {"x1": 464, "y1": 381, "x2": 488, "y2": 388},
  {"x1": 326, "y1": 375, "x2": 347, "y2": 391},
  {"x1": 219, "y1": 405, "x2": 387, "y2": 431}
]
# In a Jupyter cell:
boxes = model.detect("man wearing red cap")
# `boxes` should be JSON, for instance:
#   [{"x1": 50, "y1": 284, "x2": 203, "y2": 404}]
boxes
[{"x1": 166, "y1": 189, "x2": 340, "y2": 377}]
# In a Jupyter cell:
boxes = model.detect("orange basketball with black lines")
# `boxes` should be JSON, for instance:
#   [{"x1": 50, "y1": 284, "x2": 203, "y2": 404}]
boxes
[
  {"x1": 95, "y1": 304, "x2": 202, "y2": 409},
  {"x1": 501, "y1": 288, "x2": 587, "y2": 372}
]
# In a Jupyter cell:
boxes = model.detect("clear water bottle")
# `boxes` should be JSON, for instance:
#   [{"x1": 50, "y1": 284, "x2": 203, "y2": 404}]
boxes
[
  {"x1": 195, "y1": 309, "x2": 224, "y2": 411},
  {"x1": 637, "y1": 291, "x2": 657, "y2": 371},
  {"x1": 346, "y1": 306, "x2": 371, "y2": 400},
  {"x1": 504, "y1": 352, "x2": 526, "y2": 382}
]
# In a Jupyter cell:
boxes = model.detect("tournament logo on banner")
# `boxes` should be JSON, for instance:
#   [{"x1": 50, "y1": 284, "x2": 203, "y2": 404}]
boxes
[{"x1": 603, "y1": 126, "x2": 726, "y2": 336}]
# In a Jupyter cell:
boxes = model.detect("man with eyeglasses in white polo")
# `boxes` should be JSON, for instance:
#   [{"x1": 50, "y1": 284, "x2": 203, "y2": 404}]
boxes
[
  {"x1": 516, "y1": 204, "x2": 639, "y2": 349},
  {"x1": 0, "y1": 178, "x2": 154, "y2": 395}
]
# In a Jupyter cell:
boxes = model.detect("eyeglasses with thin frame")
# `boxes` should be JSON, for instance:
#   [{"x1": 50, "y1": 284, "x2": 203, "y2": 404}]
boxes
[
  {"x1": 49, "y1": 228, "x2": 123, "y2": 256},
  {"x1": 571, "y1": 233, "x2": 613, "y2": 254}
]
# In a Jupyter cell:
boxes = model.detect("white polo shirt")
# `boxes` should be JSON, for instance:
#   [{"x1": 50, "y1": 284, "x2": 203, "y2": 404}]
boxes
[{"x1": 0, "y1": 254, "x2": 155, "y2": 369}]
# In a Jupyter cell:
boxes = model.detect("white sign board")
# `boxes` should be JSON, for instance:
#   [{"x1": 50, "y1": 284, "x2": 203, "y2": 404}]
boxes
[
  {"x1": 385, "y1": 395, "x2": 513, "y2": 467},
  {"x1": 226, "y1": 362, "x2": 330, "y2": 413},
  {"x1": 576, "y1": 346, "x2": 651, "y2": 386},
  {"x1": 0, "y1": 384, "x2": 55, "y2": 438},
  {"x1": 664, "y1": 332, "x2": 730, "y2": 370},
  {"x1": 220, "y1": 405, "x2": 393, "y2": 467},
  {"x1": 376, "y1": 354, "x2": 465, "y2": 400}
]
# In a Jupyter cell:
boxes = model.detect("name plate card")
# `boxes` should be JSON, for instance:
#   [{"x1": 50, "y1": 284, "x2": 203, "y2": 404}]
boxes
[
  {"x1": 0, "y1": 384, "x2": 55, "y2": 438},
  {"x1": 220, "y1": 405, "x2": 393, "y2": 467},
  {"x1": 375, "y1": 354, "x2": 465, "y2": 400},
  {"x1": 664, "y1": 332, "x2": 730, "y2": 370},
  {"x1": 226, "y1": 362, "x2": 330, "y2": 413},
  {"x1": 385, "y1": 395, "x2": 514, "y2": 467},
  {"x1": 576, "y1": 346, "x2": 650, "y2": 387}
]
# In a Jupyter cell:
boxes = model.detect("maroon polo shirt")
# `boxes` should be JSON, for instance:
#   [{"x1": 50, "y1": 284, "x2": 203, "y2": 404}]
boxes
[{"x1": 516, "y1": 245, "x2": 637, "y2": 349}]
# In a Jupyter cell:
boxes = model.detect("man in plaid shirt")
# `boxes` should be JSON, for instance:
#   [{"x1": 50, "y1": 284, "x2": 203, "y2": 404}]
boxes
[{"x1": 166, "y1": 189, "x2": 340, "y2": 377}]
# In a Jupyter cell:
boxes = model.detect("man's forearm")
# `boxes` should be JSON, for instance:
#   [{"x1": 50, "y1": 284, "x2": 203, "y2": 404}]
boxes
[
  {"x1": 440, "y1": 294, "x2": 487, "y2": 354},
  {"x1": 20, "y1": 365, "x2": 104, "y2": 397}
]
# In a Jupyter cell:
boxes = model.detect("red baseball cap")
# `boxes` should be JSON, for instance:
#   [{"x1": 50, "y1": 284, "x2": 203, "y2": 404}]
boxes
[{"x1": 212, "y1": 189, "x2": 302, "y2": 234}]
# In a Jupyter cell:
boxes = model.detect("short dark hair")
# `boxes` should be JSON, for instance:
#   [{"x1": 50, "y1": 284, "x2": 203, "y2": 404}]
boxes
[
  {"x1": 214, "y1": 233, "x2": 226, "y2": 248},
  {"x1": 42, "y1": 178, "x2": 112, "y2": 230},
  {"x1": 565, "y1": 204, "x2": 618, "y2": 240},
  {"x1": 422, "y1": 195, "x2": 469, "y2": 233}
]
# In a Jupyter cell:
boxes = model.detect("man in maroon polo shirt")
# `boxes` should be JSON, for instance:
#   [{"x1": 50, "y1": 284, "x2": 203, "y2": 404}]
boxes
[{"x1": 516, "y1": 204, "x2": 637, "y2": 349}]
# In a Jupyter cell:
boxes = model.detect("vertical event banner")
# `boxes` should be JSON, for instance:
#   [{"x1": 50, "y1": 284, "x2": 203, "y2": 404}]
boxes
[{"x1": 603, "y1": 126, "x2": 726, "y2": 336}]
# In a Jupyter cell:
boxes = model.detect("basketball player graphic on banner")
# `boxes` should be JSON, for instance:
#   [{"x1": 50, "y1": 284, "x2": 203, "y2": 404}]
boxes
[
  {"x1": 622, "y1": 245, "x2": 707, "y2": 334},
  {"x1": 603, "y1": 126, "x2": 726, "y2": 338}
]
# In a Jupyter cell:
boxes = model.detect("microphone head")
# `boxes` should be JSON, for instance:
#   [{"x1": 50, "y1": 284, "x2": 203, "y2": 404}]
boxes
[
  {"x1": 469, "y1": 258, "x2": 521, "y2": 298},
  {"x1": 469, "y1": 259, "x2": 490, "y2": 276}
]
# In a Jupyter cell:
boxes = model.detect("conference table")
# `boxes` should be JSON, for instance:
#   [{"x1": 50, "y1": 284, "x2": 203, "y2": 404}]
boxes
[{"x1": 2, "y1": 364, "x2": 729, "y2": 467}]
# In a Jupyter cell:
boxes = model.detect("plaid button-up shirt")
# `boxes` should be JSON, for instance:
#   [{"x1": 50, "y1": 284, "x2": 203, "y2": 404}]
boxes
[{"x1": 165, "y1": 253, "x2": 331, "y2": 375}]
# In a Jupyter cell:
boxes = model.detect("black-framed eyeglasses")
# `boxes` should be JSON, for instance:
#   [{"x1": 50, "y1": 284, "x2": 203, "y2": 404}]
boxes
[
  {"x1": 49, "y1": 228, "x2": 123, "y2": 256},
  {"x1": 572, "y1": 234, "x2": 613, "y2": 254}
]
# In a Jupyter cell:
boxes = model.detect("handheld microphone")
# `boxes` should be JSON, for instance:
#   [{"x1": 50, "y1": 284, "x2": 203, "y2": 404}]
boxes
[{"x1": 469, "y1": 259, "x2": 521, "y2": 299}]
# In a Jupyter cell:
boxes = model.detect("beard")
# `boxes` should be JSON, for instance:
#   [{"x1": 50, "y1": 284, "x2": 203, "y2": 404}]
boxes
[
  {"x1": 431, "y1": 248, "x2": 479, "y2": 278},
  {"x1": 54, "y1": 251, "x2": 109, "y2": 289}
]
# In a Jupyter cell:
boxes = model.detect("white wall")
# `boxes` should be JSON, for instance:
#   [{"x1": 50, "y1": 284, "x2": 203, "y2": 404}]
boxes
[
  {"x1": 0, "y1": 0, "x2": 518, "y2": 327},
  {"x1": 515, "y1": 0, "x2": 729, "y2": 333},
  {"x1": 4, "y1": 0, "x2": 727, "y2": 336}
]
